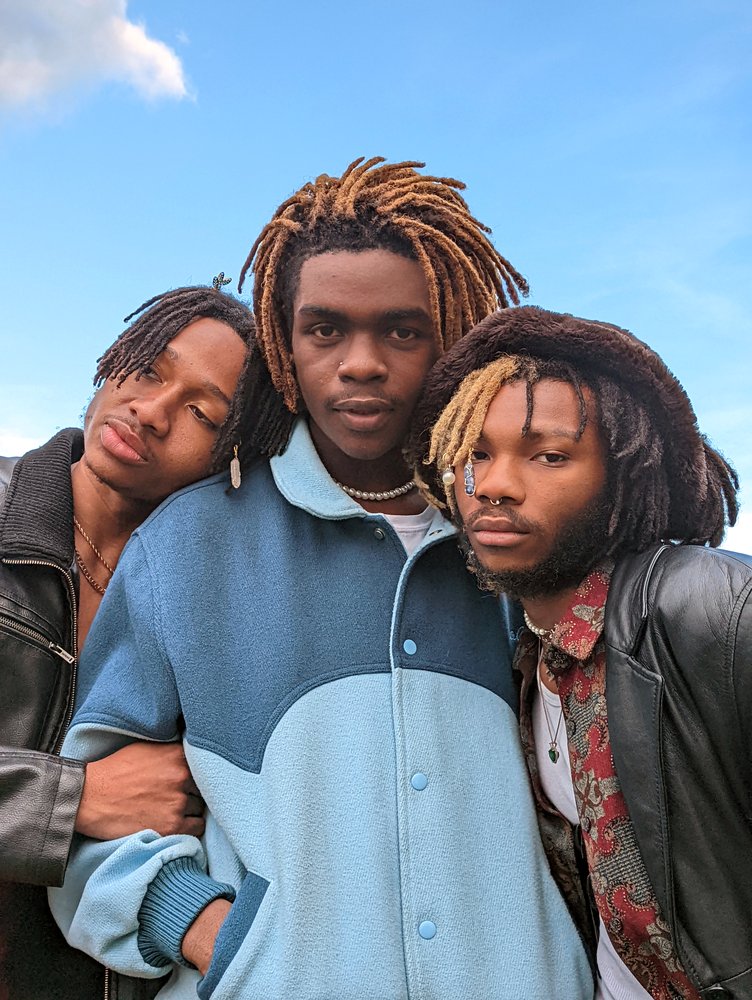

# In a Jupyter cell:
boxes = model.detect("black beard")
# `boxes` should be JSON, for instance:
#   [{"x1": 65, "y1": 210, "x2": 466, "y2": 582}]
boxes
[{"x1": 459, "y1": 496, "x2": 612, "y2": 600}]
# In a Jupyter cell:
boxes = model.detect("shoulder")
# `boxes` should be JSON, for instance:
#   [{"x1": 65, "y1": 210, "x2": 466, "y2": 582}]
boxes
[
  {"x1": 132, "y1": 459, "x2": 277, "y2": 553},
  {"x1": 608, "y1": 543, "x2": 752, "y2": 652}
]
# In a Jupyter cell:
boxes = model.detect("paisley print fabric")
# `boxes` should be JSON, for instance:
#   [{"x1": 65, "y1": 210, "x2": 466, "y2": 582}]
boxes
[{"x1": 516, "y1": 568, "x2": 700, "y2": 1000}]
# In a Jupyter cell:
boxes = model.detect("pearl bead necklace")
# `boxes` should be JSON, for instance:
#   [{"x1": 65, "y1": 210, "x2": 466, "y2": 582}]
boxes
[
  {"x1": 335, "y1": 479, "x2": 416, "y2": 502},
  {"x1": 523, "y1": 610, "x2": 553, "y2": 640}
]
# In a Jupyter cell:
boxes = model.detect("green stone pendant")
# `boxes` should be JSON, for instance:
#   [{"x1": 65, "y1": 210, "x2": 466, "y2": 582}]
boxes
[{"x1": 548, "y1": 745, "x2": 560, "y2": 764}]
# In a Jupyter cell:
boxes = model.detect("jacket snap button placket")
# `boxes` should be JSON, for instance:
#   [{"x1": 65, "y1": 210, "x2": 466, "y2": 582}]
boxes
[
  {"x1": 373, "y1": 527, "x2": 385, "y2": 540},
  {"x1": 418, "y1": 920, "x2": 437, "y2": 940},
  {"x1": 403, "y1": 639, "x2": 417, "y2": 655}
]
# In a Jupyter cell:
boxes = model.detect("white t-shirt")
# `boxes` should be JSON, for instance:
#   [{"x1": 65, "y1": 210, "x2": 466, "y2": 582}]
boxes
[
  {"x1": 383, "y1": 505, "x2": 436, "y2": 557},
  {"x1": 533, "y1": 670, "x2": 652, "y2": 1000}
]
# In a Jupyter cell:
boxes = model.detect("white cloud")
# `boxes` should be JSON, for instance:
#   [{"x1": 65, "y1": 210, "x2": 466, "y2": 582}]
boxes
[
  {"x1": 0, "y1": 0, "x2": 187, "y2": 109},
  {"x1": 0, "y1": 430, "x2": 46, "y2": 456}
]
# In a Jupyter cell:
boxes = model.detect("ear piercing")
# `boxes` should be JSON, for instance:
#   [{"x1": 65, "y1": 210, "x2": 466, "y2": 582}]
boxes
[
  {"x1": 441, "y1": 468, "x2": 456, "y2": 487},
  {"x1": 463, "y1": 461, "x2": 475, "y2": 497}
]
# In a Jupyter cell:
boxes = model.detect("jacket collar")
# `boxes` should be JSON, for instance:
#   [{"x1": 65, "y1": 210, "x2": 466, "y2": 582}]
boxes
[
  {"x1": 0, "y1": 428, "x2": 83, "y2": 564},
  {"x1": 270, "y1": 418, "x2": 456, "y2": 543},
  {"x1": 541, "y1": 563, "x2": 612, "y2": 661}
]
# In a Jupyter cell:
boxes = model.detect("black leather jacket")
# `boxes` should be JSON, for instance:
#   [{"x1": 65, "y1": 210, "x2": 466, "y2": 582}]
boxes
[
  {"x1": 603, "y1": 543, "x2": 752, "y2": 999},
  {"x1": 0, "y1": 430, "x2": 165, "y2": 1000}
]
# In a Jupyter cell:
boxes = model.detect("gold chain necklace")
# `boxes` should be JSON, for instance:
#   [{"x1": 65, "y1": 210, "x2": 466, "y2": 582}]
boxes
[
  {"x1": 73, "y1": 515, "x2": 115, "y2": 595},
  {"x1": 74, "y1": 549, "x2": 108, "y2": 595},
  {"x1": 73, "y1": 516, "x2": 116, "y2": 574}
]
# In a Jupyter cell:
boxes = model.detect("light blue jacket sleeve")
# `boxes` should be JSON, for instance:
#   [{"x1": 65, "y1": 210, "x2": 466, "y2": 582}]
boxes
[{"x1": 48, "y1": 534, "x2": 234, "y2": 975}]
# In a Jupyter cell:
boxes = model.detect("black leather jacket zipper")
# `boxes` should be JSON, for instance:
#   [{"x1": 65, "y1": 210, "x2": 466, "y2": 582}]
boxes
[
  {"x1": 0, "y1": 614, "x2": 76, "y2": 664},
  {"x1": 1, "y1": 557, "x2": 78, "y2": 753}
]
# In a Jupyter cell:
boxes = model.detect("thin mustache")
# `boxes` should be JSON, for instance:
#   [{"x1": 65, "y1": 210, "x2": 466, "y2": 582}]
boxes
[{"x1": 466, "y1": 507, "x2": 536, "y2": 533}]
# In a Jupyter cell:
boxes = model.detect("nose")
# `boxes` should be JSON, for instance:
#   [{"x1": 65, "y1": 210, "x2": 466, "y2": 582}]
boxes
[
  {"x1": 474, "y1": 457, "x2": 525, "y2": 506},
  {"x1": 128, "y1": 383, "x2": 172, "y2": 437},
  {"x1": 337, "y1": 333, "x2": 388, "y2": 383}
]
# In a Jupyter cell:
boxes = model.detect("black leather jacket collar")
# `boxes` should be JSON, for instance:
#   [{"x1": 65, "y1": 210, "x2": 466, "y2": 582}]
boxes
[{"x1": 0, "y1": 428, "x2": 83, "y2": 564}]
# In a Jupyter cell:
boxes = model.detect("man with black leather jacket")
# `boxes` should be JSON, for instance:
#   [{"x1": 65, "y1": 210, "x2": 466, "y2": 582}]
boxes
[
  {"x1": 410, "y1": 306, "x2": 750, "y2": 1000},
  {"x1": 0, "y1": 283, "x2": 290, "y2": 1000}
]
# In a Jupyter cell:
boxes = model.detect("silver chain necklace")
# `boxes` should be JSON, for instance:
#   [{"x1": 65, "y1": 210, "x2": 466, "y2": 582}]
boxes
[{"x1": 537, "y1": 640, "x2": 564, "y2": 764}]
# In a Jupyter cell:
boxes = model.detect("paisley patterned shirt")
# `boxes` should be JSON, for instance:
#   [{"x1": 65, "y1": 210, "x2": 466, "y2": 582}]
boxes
[{"x1": 516, "y1": 567, "x2": 700, "y2": 1000}]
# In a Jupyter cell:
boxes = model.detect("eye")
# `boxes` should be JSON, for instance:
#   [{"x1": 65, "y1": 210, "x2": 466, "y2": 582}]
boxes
[
  {"x1": 141, "y1": 365, "x2": 162, "y2": 382},
  {"x1": 309, "y1": 324, "x2": 341, "y2": 340},
  {"x1": 534, "y1": 452, "x2": 568, "y2": 465},
  {"x1": 189, "y1": 405, "x2": 218, "y2": 431},
  {"x1": 470, "y1": 449, "x2": 490, "y2": 462},
  {"x1": 387, "y1": 327, "x2": 418, "y2": 342}
]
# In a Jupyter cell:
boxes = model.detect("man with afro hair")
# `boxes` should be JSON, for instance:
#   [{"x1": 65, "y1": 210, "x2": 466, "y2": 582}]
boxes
[{"x1": 410, "y1": 305, "x2": 748, "y2": 1000}]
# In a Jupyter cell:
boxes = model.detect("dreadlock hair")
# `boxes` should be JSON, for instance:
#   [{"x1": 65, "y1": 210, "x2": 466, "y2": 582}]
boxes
[
  {"x1": 96, "y1": 285, "x2": 294, "y2": 472},
  {"x1": 238, "y1": 156, "x2": 529, "y2": 412},
  {"x1": 407, "y1": 306, "x2": 739, "y2": 555}
]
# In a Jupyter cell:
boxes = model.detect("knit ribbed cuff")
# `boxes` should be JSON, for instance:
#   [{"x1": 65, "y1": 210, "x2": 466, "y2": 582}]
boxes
[{"x1": 137, "y1": 856, "x2": 236, "y2": 968}]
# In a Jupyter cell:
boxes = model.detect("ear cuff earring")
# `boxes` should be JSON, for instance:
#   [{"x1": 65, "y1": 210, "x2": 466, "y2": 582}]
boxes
[{"x1": 463, "y1": 460, "x2": 475, "y2": 497}]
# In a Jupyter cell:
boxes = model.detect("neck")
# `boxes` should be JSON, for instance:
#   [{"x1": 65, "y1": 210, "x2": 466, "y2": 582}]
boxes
[
  {"x1": 309, "y1": 423, "x2": 425, "y2": 515},
  {"x1": 71, "y1": 457, "x2": 156, "y2": 566},
  {"x1": 521, "y1": 582, "x2": 582, "y2": 633}
]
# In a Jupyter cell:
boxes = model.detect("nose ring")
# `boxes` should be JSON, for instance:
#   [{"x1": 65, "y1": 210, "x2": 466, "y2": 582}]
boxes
[{"x1": 489, "y1": 498, "x2": 502, "y2": 506}]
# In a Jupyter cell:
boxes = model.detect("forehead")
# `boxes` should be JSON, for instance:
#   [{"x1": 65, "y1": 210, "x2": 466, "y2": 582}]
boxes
[
  {"x1": 480, "y1": 378, "x2": 597, "y2": 441},
  {"x1": 159, "y1": 317, "x2": 246, "y2": 383},
  {"x1": 294, "y1": 249, "x2": 431, "y2": 316}
]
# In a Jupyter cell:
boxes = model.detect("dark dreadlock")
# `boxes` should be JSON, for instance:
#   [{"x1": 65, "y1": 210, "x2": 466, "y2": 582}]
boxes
[
  {"x1": 238, "y1": 156, "x2": 529, "y2": 412},
  {"x1": 96, "y1": 285, "x2": 294, "y2": 471},
  {"x1": 407, "y1": 306, "x2": 738, "y2": 555}
]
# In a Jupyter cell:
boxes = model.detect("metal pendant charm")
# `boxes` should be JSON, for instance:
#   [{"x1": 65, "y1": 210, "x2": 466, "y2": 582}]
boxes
[
  {"x1": 463, "y1": 460, "x2": 475, "y2": 496},
  {"x1": 230, "y1": 445, "x2": 241, "y2": 489},
  {"x1": 548, "y1": 744, "x2": 560, "y2": 764}
]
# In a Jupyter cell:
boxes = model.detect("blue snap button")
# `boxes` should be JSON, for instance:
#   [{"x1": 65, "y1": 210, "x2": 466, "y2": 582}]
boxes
[
  {"x1": 418, "y1": 920, "x2": 437, "y2": 940},
  {"x1": 411, "y1": 772, "x2": 428, "y2": 791},
  {"x1": 403, "y1": 639, "x2": 417, "y2": 655},
  {"x1": 373, "y1": 527, "x2": 385, "y2": 540}
]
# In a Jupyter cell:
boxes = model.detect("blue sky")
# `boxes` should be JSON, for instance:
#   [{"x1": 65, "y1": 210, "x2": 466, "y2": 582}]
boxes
[{"x1": 1, "y1": 0, "x2": 750, "y2": 549}]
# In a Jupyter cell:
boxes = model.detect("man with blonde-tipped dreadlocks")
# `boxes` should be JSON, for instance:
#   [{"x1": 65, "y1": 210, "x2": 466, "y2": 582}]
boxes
[
  {"x1": 408, "y1": 306, "x2": 748, "y2": 1000},
  {"x1": 53, "y1": 160, "x2": 592, "y2": 999},
  {"x1": 1, "y1": 281, "x2": 289, "y2": 1000}
]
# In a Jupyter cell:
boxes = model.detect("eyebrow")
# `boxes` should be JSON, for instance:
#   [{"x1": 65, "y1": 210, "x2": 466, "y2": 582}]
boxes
[
  {"x1": 476, "y1": 426, "x2": 581, "y2": 447},
  {"x1": 296, "y1": 306, "x2": 432, "y2": 325},
  {"x1": 161, "y1": 346, "x2": 233, "y2": 407},
  {"x1": 522, "y1": 427, "x2": 580, "y2": 442}
]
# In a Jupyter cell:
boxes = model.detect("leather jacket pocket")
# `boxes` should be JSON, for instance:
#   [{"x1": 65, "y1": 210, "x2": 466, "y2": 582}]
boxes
[
  {"x1": 197, "y1": 871, "x2": 270, "y2": 1000},
  {"x1": 0, "y1": 616, "x2": 74, "y2": 751}
]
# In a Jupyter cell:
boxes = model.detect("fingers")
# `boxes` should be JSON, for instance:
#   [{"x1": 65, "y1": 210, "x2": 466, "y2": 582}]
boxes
[
  {"x1": 183, "y1": 773, "x2": 202, "y2": 797},
  {"x1": 176, "y1": 816, "x2": 206, "y2": 838},
  {"x1": 184, "y1": 793, "x2": 206, "y2": 817}
]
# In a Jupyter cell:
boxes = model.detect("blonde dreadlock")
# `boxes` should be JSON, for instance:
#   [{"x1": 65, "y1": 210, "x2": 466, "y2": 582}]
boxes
[
  {"x1": 420, "y1": 355, "x2": 533, "y2": 513},
  {"x1": 239, "y1": 156, "x2": 529, "y2": 411}
]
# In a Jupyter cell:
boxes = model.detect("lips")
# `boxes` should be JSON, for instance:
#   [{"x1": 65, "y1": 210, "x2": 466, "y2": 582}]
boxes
[
  {"x1": 468, "y1": 515, "x2": 530, "y2": 548},
  {"x1": 331, "y1": 398, "x2": 393, "y2": 432},
  {"x1": 100, "y1": 419, "x2": 148, "y2": 464}
]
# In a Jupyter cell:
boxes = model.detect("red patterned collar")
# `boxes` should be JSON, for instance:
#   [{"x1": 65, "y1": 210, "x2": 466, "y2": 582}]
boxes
[{"x1": 540, "y1": 563, "x2": 612, "y2": 662}]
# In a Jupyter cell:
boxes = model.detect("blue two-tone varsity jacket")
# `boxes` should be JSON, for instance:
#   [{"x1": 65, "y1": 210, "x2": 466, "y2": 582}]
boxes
[{"x1": 50, "y1": 421, "x2": 592, "y2": 1000}]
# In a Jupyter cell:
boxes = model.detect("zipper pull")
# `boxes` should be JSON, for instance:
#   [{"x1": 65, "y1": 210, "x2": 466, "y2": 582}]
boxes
[{"x1": 49, "y1": 642, "x2": 75, "y2": 664}]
